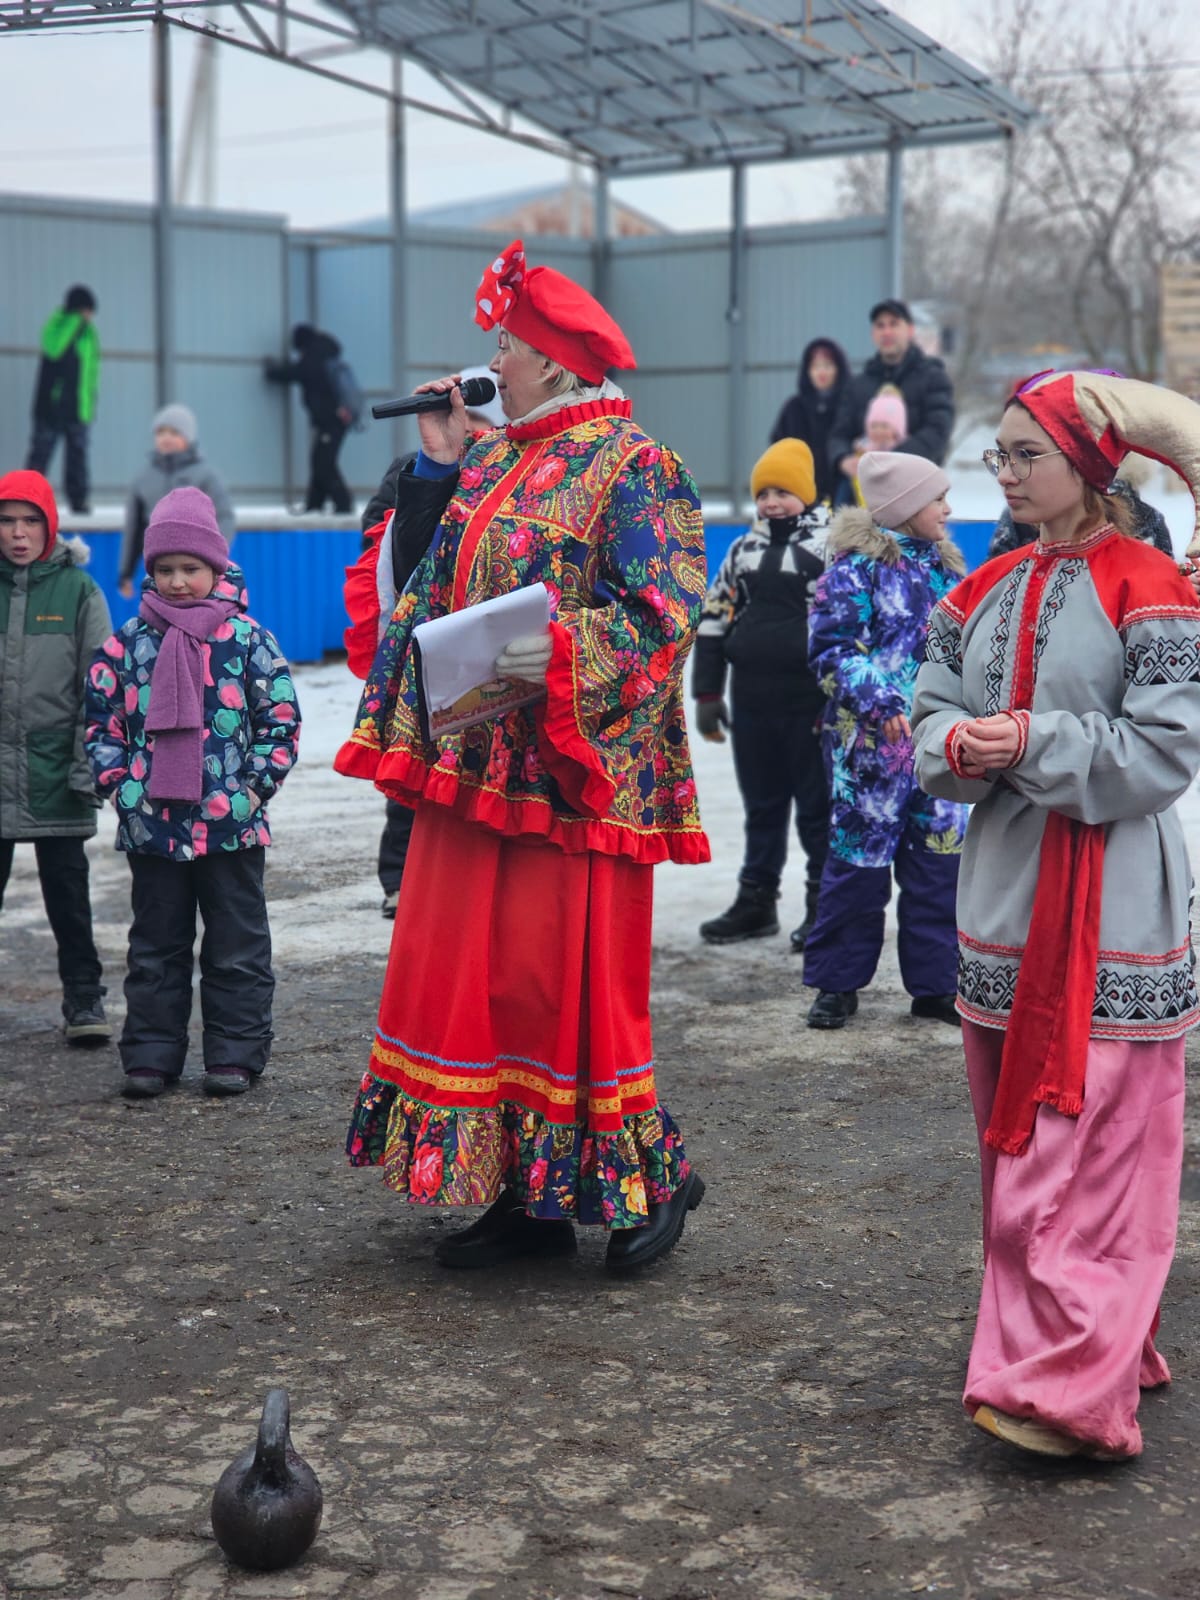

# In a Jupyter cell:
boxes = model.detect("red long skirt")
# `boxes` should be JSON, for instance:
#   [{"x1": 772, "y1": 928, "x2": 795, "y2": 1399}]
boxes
[{"x1": 346, "y1": 803, "x2": 691, "y2": 1228}]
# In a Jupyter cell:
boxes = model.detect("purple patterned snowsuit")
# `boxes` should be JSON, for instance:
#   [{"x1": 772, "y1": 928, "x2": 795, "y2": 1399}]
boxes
[{"x1": 802, "y1": 511, "x2": 968, "y2": 999}]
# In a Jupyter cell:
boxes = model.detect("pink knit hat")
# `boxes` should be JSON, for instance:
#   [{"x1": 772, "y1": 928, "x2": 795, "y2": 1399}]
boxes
[
  {"x1": 143, "y1": 486, "x2": 229, "y2": 573},
  {"x1": 865, "y1": 390, "x2": 908, "y2": 440},
  {"x1": 858, "y1": 451, "x2": 949, "y2": 528}
]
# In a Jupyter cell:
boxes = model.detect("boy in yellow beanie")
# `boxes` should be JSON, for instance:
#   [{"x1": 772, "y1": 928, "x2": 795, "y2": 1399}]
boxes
[{"x1": 693, "y1": 438, "x2": 830, "y2": 947}]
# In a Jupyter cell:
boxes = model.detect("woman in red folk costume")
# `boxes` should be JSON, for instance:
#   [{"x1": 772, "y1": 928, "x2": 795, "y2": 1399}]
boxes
[
  {"x1": 336, "y1": 241, "x2": 709, "y2": 1272},
  {"x1": 913, "y1": 371, "x2": 1200, "y2": 1460}
]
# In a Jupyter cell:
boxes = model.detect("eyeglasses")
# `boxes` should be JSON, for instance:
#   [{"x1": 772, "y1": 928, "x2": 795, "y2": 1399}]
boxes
[{"x1": 982, "y1": 447, "x2": 1064, "y2": 481}]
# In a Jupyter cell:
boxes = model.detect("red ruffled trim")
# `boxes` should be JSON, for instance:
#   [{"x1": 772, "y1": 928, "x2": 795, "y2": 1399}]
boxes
[
  {"x1": 343, "y1": 524, "x2": 385, "y2": 679},
  {"x1": 533, "y1": 621, "x2": 616, "y2": 818},
  {"x1": 507, "y1": 397, "x2": 633, "y2": 443},
  {"x1": 333, "y1": 736, "x2": 710, "y2": 866}
]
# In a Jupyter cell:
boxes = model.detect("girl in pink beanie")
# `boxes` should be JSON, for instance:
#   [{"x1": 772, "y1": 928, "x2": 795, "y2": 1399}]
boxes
[
  {"x1": 864, "y1": 388, "x2": 908, "y2": 451},
  {"x1": 802, "y1": 451, "x2": 967, "y2": 1031}
]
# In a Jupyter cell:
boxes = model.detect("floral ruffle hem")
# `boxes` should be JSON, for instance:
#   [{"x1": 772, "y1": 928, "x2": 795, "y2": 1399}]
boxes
[{"x1": 346, "y1": 1073, "x2": 691, "y2": 1230}]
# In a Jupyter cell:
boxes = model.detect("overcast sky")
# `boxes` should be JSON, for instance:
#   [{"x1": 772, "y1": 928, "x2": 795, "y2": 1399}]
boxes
[{"x1": 0, "y1": 1, "x2": 1142, "y2": 231}]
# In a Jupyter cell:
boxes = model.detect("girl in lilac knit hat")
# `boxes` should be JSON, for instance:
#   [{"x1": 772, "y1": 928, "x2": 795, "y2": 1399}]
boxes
[{"x1": 84, "y1": 486, "x2": 302, "y2": 1100}]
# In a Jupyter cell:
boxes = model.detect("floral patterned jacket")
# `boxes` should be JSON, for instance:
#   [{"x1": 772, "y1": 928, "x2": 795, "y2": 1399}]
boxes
[
  {"x1": 336, "y1": 397, "x2": 710, "y2": 865},
  {"x1": 84, "y1": 565, "x2": 300, "y2": 858},
  {"x1": 809, "y1": 509, "x2": 968, "y2": 867}
]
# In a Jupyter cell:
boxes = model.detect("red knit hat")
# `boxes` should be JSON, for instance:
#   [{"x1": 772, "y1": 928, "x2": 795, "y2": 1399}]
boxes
[
  {"x1": 1014, "y1": 369, "x2": 1200, "y2": 541},
  {"x1": 0, "y1": 469, "x2": 58, "y2": 559},
  {"x1": 474, "y1": 238, "x2": 636, "y2": 384}
]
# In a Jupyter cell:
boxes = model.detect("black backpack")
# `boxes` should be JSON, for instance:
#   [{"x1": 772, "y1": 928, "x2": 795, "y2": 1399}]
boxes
[{"x1": 325, "y1": 356, "x2": 366, "y2": 430}]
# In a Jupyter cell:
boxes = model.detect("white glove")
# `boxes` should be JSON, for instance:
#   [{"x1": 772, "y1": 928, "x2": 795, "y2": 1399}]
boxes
[{"x1": 495, "y1": 630, "x2": 553, "y2": 686}]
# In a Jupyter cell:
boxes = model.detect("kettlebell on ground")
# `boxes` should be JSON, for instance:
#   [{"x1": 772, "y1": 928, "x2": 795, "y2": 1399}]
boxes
[{"x1": 211, "y1": 1388, "x2": 323, "y2": 1570}]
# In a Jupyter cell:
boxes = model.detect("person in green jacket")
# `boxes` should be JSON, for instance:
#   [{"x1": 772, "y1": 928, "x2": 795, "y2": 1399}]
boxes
[
  {"x1": 0, "y1": 468, "x2": 113, "y2": 1044},
  {"x1": 25, "y1": 286, "x2": 101, "y2": 515}
]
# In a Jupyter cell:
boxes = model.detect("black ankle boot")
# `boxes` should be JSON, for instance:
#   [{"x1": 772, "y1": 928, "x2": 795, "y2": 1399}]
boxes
[
  {"x1": 699, "y1": 884, "x2": 780, "y2": 944},
  {"x1": 605, "y1": 1171, "x2": 705, "y2": 1273},
  {"x1": 789, "y1": 876, "x2": 823, "y2": 953},
  {"x1": 911, "y1": 994, "x2": 960, "y2": 1026},
  {"x1": 434, "y1": 1191, "x2": 577, "y2": 1269},
  {"x1": 806, "y1": 989, "x2": 859, "y2": 1030}
]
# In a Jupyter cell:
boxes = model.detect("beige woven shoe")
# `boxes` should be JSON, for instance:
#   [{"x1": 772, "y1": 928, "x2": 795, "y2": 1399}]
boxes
[{"x1": 972, "y1": 1405, "x2": 1123, "y2": 1461}]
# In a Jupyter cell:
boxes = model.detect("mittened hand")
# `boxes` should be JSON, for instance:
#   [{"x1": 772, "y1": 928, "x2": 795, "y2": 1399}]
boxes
[
  {"x1": 495, "y1": 630, "x2": 553, "y2": 686},
  {"x1": 695, "y1": 698, "x2": 730, "y2": 742}
]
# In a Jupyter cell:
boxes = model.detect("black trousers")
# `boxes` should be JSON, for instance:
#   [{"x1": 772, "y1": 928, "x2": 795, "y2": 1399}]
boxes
[
  {"x1": 730, "y1": 699, "x2": 830, "y2": 894},
  {"x1": 120, "y1": 848, "x2": 274, "y2": 1078},
  {"x1": 306, "y1": 422, "x2": 351, "y2": 513},
  {"x1": 27, "y1": 420, "x2": 90, "y2": 512},
  {"x1": 0, "y1": 834, "x2": 103, "y2": 1002},
  {"x1": 378, "y1": 800, "x2": 415, "y2": 895}
]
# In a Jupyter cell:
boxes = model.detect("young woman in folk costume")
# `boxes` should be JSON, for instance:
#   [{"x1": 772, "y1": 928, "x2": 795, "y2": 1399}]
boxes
[
  {"x1": 912, "y1": 370, "x2": 1200, "y2": 1460},
  {"x1": 336, "y1": 241, "x2": 709, "y2": 1273}
]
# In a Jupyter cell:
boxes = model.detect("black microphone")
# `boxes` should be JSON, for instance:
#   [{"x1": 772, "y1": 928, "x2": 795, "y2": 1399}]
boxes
[{"x1": 371, "y1": 376, "x2": 497, "y2": 420}]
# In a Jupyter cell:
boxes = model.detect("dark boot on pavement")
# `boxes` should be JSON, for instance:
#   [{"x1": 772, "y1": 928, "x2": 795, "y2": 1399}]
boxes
[
  {"x1": 699, "y1": 884, "x2": 779, "y2": 944},
  {"x1": 63, "y1": 993, "x2": 112, "y2": 1048},
  {"x1": 807, "y1": 989, "x2": 859, "y2": 1030},
  {"x1": 606, "y1": 1170, "x2": 705, "y2": 1273},
  {"x1": 435, "y1": 1190, "x2": 577, "y2": 1269},
  {"x1": 911, "y1": 994, "x2": 961, "y2": 1026}
]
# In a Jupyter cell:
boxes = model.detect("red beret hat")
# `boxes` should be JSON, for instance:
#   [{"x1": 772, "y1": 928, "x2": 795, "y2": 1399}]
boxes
[{"x1": 475, "y1": 238, "x2": 636, "y2": 385}]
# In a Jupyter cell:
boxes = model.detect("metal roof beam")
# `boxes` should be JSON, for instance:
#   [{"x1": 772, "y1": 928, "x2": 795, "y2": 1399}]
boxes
[{"x1": 612, "y1": 118, "x2": 1012, "y2": 177}]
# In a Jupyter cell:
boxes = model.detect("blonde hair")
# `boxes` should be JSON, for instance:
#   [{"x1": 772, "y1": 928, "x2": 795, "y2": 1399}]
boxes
[
  {"x1": 1082, "y1": 483, "x2": 1136, "y2": 537},
  {"x1": 505, "y1": 330, "x2": 588, "y2": 400}
]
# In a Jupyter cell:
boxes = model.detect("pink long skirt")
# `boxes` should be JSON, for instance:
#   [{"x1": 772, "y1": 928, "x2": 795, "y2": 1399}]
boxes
[{"x1": 961, "y1": 1019, "x2": 1185, "y2": 1458}]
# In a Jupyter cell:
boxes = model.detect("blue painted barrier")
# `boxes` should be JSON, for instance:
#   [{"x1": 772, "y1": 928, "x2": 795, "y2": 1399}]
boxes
[
  {"x1": 63, "y1": 519, "x2": 365, "y2": 664},
  {"x1": 64, "y1": 514, "x2": 999, "y2": 666}
]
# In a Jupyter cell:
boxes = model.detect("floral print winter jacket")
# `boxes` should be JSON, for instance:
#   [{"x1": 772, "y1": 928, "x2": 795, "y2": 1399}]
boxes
[
  {"x1": 84, "y1": 565, "x2": 300, "y2": 858},
  {"x1": 336, "y1": 396, "x2": 710, "y2": 865},
  {"x1": 809, "y1": 510, "x2": 968, "y2": 868}
]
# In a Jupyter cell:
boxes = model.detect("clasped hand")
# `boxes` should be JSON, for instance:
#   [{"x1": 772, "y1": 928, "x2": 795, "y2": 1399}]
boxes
[
  {"x1": 955, "y1": 712, "x2": 1022, "y2": 777},
  {"x1": 495, "y1": 631, "x2": 553, "y2": 687}
]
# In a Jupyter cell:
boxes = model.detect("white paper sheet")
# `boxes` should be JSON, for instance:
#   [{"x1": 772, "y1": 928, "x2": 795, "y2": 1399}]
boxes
[{"x1": 412, "y1": 582, "x2": 551, "y2": 737}]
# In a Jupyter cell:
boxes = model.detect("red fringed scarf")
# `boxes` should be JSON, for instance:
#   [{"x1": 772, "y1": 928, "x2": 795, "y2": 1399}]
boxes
[{"x1": 985, "y1": 810, "x2": 1105, "y2": 1155}]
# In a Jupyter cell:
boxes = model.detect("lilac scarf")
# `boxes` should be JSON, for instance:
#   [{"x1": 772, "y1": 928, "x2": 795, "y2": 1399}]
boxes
[{"x1": 140, "y1": 589, "x2": 238, "y2": 802}]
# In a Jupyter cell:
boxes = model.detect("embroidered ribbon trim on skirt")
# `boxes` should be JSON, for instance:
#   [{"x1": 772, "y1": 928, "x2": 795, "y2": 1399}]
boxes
[{"x1": 346, "y1": 1075, "x2": 691, "y2": 1229}]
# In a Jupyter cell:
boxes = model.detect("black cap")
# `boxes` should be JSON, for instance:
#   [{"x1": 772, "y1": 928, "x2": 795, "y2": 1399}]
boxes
[
  {"x1": 291, "y1": 322, "x2": 316, "y2": 350},
  {"x1": 869, "y1": 297, "x2": 913, "y2": 325},
  {"x1": 64, "y1": 285, "x2": 97, "y2": 313}
]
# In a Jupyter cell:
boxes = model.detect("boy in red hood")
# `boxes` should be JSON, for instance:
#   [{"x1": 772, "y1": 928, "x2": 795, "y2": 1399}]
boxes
[{"x1": 0, "y1": 469, "x2": 113, "y2": 1043}]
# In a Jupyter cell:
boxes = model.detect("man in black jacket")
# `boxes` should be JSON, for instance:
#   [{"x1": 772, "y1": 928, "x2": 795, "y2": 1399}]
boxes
[
  {"x1": 265, "y1": 323, "x2": 353, "y2": 513},
  {"x1": 828, "y1": 300, "x2": 955, "y2": 489}
]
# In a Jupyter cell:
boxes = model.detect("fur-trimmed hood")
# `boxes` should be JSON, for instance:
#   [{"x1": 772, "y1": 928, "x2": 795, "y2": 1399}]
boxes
[
  {"x1": 59, "y1": 534, "x2": 92, "y2": 568},
  {"x1": 827, "y1": 507, "x2": 965, "y2": 576}
]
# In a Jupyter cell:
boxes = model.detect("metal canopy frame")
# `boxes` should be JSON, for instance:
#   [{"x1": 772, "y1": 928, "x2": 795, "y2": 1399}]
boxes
[
  {"x1": 0, "y1": 0, "x2": 1031, "y2": 173},
  {"x1": 1, "y1": 0, "x2": 1031, "y2": 505}
]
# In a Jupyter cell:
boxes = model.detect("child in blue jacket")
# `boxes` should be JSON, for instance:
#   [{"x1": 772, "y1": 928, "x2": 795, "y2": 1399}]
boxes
[
  {"x1": 803, "y1": 452, "x2": 968, "y2": 1030},
  {"x1": 85, "y1": 488, "x2": 300, "y2": 1098}
]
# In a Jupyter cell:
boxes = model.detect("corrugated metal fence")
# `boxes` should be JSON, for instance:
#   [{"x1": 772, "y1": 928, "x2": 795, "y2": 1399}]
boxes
[{"x1": 1, "y1": 191, "x2": 888, "y2": 507}]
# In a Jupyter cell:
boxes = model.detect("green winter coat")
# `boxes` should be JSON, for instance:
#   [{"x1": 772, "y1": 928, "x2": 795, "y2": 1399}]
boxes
[
  {"x1": 35, "y1": 310, "x2": 101, "y2": 426},
  {"x1": 0, "y1": 541, "x2": 112, "y2": 839}
]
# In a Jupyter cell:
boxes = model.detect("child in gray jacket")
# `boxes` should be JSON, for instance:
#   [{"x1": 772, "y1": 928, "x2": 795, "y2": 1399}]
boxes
[{"x1": 118, "y1": 404, "x2": 235, "y2": 597}]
